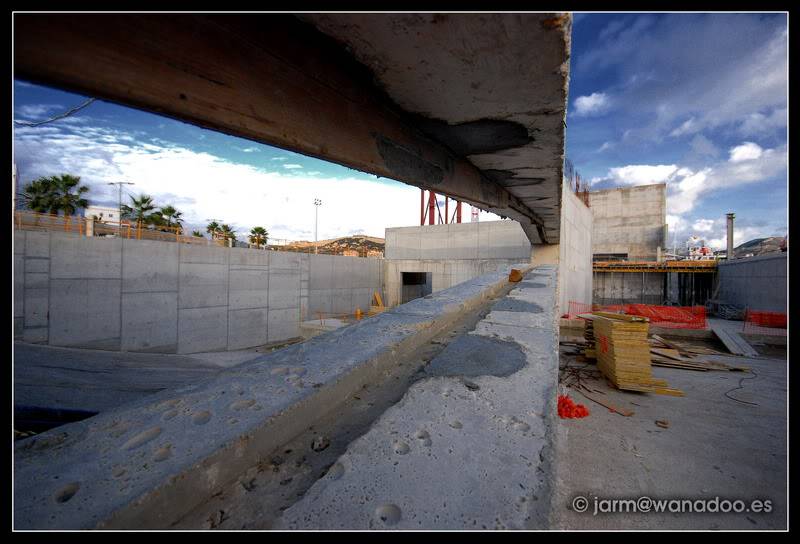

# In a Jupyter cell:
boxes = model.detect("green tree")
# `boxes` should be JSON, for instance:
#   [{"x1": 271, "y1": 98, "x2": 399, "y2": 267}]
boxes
[
  {"x1": 20, "y1": 174, "x2": 89, "y2": 215},
  {"x1": 159, "y1": 205, "x2": 183, "y2": 229},
  {"x1": 206, "y1": 221, "x2": 221, "y2": 239},
  {"x1": 191, "y1": 230, "x2": 204, "y2": 238},
  {"x1": 248, "y1": 226, "x2": 269, "y2": 249},
  {"x1": 219, "y1": 224, "x2": 237, "y2": 242},
  {"x1": 121, "y1": 194, "x2": 156, "y2": 229},
  {"x1": 20, "y1": 178, "x2": 55, "y2": 213}
]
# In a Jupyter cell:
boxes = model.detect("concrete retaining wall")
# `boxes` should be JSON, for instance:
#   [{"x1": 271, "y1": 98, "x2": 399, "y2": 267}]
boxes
[
  {"x1": 383, "y1": 221, "x2": 530, "y2": 307},
  {"x1": 717, "y1": 253, "x2": 787, "y2": 313},
  {"x1": 593, "y1": 271, "x2": 665, "y2": 306},
  {"x1": 14, "y1": 231, "x2": 383, "y2": 354},
  {"x1": 14, "y1": 264, "x2": 530, "y2": 529},
  {"x1": 557, "y1": 184, "x2": 593, "y2": 313},
  {"x1": 588, "y1": 183, "x2": 666, "y2": 261}
]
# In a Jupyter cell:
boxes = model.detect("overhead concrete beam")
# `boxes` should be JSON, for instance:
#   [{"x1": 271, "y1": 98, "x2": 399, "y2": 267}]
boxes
[{"x1": 13, "y1": 13, "x2": 569, "y2": 243}]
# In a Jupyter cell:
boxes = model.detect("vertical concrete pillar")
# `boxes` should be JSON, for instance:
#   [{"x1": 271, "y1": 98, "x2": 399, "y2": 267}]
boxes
[{"x1": 726, "y1": 213, "x2": 735, "y2": 260}]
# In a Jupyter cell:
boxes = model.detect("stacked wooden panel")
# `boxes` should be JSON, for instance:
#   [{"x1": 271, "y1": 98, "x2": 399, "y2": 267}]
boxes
[{"x1": 593, "y1": 313, "x2": 683, "y2": 396}]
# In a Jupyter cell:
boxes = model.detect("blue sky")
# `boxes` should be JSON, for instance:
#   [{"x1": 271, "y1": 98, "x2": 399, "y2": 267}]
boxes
[{"x1": 13, "y1": 13, "x2": 787, "y2": 248}]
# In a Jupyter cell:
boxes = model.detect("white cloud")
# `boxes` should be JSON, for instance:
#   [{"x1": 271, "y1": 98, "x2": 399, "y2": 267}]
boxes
[
  {"x1": 728, "y1": 142, "x2": 763, "y2": 162},
  {"x1": 16, "y1": 104, "x2": 62, "y2": 119},
  {"x1": 669, "y1": 117, "x2": 699, "y2": 137},
  {"x1": 596, "y1": 141, "x2": 614, "y2": 153},
  {"x1": 575, "y1": 15, "x2": 787, "y2": 141},
  {"x1": 607, "y1": 164, "x2": 678, "y2": 186},
  {"x1": 283, "y1": 163, "x2": 303, "y2": 169},
  {"x1": 270, "y1": 156, "x2": 288, "y2": 161},
  {"x1": 572, "y1": 92, "x2": 610, "y2": 117},
  {"x1": 239, "y1": 147, "x2": 260, "y2": 153},
  {"x1": 594, "y1": 141, "x2": 786, "y2": 217},
  {"x1": 692, "y1": 218, "x2": 715, "y2": 232},
  {"x1": 738, "y1": 107, "x2": 787, "y2": 136},
  {"x1": 13, "y1": 123, "x2": 501, "y2": 241}
]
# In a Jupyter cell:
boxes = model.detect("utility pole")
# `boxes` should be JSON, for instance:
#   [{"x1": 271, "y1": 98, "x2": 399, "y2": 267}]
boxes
[
  {"x1": 108, "y1": 181, "x2": 135, "y2": 237},
  {"x1": 314, "y1": 198, "x2": 322, "y2": 254}
]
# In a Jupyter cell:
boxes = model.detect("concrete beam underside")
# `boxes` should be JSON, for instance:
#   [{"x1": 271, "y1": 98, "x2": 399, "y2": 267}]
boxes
[{"x1": 14, "y1": 13, "x2": 571, "y2": 244}]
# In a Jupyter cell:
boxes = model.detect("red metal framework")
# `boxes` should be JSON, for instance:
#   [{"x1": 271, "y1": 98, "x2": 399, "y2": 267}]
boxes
[{"x1": 420, "y1": 189, "x2": 462, "y2": 225}]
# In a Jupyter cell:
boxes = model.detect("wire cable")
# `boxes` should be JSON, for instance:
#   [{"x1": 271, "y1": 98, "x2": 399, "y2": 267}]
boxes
[
  {"x1": 14, "y1": 98, "x2": 97, "y2": 127},
  {"x1": 723, "y1": 368, "x2": 759, "y2": 406}
]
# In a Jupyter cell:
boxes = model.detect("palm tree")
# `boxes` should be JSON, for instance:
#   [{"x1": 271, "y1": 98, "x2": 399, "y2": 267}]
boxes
[
  {"x1": 248, "y1": 226, "x2": 269, "y2": 249},
  {"x1": 206, "y1": 221, "x2": 221, "y2": 239},
  {"x1": 20, "y1": 174, "x2": 89, "y2": 216},
  {"x1": 20, "y1": 178, "x2": 55, "y2": 213},
  {"x1": 191, "y1": 230, "x2": 204, "y2": 238},
  {"x1": 50, "y1": 174, "x2": 89, "y2": 216},
  {"x1": 160, "y1": 205, "x2": 183, "y2": 229},
  {"x1": 219, "y1": 224, "x2": 237, "y2": 243},
  {"x1": 121, "y1": 194, "x2": 156, "y2": 229}
]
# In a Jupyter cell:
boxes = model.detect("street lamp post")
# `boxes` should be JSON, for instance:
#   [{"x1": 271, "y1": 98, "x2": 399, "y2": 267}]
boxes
[
  {"x1": 314, "y1": 198, "x2": 322, "y2": 254},
  {"x1": 108, "y1": 181, "x2": 135, "y2": 237}
]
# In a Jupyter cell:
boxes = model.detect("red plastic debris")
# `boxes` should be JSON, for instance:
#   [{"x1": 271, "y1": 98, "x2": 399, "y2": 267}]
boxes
[{"x1": 558, "y1": 395, "x2": 590, "y2": 419}]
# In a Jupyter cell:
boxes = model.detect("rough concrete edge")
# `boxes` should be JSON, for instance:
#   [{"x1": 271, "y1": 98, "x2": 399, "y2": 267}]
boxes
[
  {"x1": 276, "y1": 265, "x2": 557, "y2": 529},
  {"x1": 13, "y1": 265, "x2": 530, "y2": 530},
  {"x1": 535, "y1": 265, "x2": 560, "y2": 530},
  {"x1": 101, "y1": 265, "x2": 532, "y2": 529}
]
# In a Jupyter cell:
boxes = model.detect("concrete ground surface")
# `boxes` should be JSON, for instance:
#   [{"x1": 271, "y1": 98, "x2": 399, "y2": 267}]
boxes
[
  {"x1": 13, "y1": 342, "x2": 285, "y2": 414},
  {"x1": 553, "y1": 345, "x2": 787, "y2": 530}
]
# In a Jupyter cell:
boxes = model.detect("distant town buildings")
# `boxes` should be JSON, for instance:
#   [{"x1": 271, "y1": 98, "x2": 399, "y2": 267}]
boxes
[{"x1": 84, "y1": 205, "x2": 120, "y2": 224}]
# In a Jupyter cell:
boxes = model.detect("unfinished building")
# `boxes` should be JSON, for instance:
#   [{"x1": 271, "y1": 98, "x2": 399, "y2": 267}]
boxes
[{"x1": 13, "y1": 12, "x2": 573, "y2": 530}]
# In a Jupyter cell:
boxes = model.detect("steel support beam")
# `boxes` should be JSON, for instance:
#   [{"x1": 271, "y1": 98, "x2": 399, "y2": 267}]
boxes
[{"x1": 14, "y1": 13, "x2": 551, "y2": 242}]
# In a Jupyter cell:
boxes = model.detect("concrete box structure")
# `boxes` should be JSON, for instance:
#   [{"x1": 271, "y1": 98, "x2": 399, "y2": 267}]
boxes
[
  {"x1": 383, "y1": 221, "x2": 531, "y2": 308},
  {"x1": 588, "y1": 183, "x2": 667, "y2": 261},
  {"x1": 13, "y1": 231, "x2": 384, "y2": 354},
  {"x1": 717, "y1": 252, "x2": 787, "y2": 313}
]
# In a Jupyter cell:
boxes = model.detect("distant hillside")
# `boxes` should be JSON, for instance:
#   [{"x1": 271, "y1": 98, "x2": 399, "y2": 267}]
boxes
[
  {"x1": 734, "y1": 236, "x2": 786, "y2": 258},
  {"x1": 269, "y1": 235, "x2": 384, "y2": 256}
]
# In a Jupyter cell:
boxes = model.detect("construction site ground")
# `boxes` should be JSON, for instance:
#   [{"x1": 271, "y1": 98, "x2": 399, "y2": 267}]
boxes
[{"x1": 553, "y1": 339, "x2": 787, "y2": 530}]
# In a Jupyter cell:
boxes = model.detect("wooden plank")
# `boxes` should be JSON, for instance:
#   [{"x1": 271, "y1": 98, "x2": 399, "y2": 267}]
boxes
[{"x1": 709, "y1": 321, "x2": 759, "y2": 357}]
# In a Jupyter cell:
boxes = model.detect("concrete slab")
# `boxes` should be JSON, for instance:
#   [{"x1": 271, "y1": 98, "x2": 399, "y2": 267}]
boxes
[
  {"x1": 48, "y1": 279, "x2": 121, "y2": 349},
  {"x1": 553, "y1": 350, "x2": 787, "y2": 529},
  {"x1": 268, "y1": 308, "x2": 300, "y2": 342},
  {"x1": 228, "y1": 267, "x2": 270, "y2": 310},
  {"x1": 25, "y1": 230, "x2": 50, "y2": 258},
  {"x1": 267, "y1": 269, "x2": 300, "y2": 310},
  {"x1": 122, "y1": 239, "x2": 179, "y2": 293},
  {"x1": 24, "y1": 257, "x2": 49, "y2": 274},
  {"x1": 228, "y1": 308, "x2": 269, "y2": 350},
  {"x1": 14, "y1": 266, "x2": 526, "y2": 529},
  {"x1": 308, "y1": 253, "x2": 334, "y2": 290},
  {"x1": 50, "y1": 233, "x2": 121, "y2": 279},
  {"x1": 279, "y1": 266, "x2": 557, "y2": 529},
  {"x1": 178, "y1": 306, "x2": 228, "y2": 353},
  {"x1": 121, "y1": 292, "x2": 179, "y2": 352},
  {"x1": 229, "y1": 248, "x2": 270, "y2": 267},
  {"x1": 179, "y1": 243, "x2": 229, "y2": 265},
  {"x1": 178, "y1": 263, "x2": 228, "y2": 309}
]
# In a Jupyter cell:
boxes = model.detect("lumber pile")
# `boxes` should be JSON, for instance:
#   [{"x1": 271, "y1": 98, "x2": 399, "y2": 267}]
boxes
[
  {"x1": 648, "y1": 335, "x2": 748, "y2": 372},
  {"x1": 593, "y1": 313, "x2": 684, "y2": 396},
  {"x1": 368, "y1": 291, "x2": 386, "y2": 316}
]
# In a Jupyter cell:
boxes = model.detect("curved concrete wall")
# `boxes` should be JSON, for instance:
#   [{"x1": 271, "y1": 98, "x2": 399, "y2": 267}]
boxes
[{"x1": 14, "y1": 231, "x2": 383, "y2": 354}]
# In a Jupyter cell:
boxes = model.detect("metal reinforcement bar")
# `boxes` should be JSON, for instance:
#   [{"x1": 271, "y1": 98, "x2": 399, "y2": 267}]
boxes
[{"x1": 593, "y1": 261, "x2": 718, "y2": 273}]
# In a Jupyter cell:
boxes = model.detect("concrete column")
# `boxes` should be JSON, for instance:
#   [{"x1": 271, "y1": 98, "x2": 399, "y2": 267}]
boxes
[{"x1": 726, "y1": 213, "x2": 735, "y2": 260}]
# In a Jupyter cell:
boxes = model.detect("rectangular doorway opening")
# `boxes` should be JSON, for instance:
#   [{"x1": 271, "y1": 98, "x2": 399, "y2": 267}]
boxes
[{"x1": 401, "y1": 272, "x2": 432, "y2": 304}]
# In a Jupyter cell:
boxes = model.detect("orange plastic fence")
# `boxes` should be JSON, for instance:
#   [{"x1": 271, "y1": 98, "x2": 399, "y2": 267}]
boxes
[
  {"x1": 742, "y1": 309, "x2": 787, "y2": 336},
  {"x1": 566, "y1": 301, "x2": 707, "y2": 329}
]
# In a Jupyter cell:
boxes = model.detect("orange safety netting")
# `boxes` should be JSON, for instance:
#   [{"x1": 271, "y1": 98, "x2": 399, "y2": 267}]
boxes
[
  {"x1": 565, "y1": 301, "x2": 707, "y2": 329},
  {"x1": 558, "y1": 395, "x2": 589, "y2": 419},
  {"x1": 742, "y1": 309, "x2": 787, "y2": 336}
]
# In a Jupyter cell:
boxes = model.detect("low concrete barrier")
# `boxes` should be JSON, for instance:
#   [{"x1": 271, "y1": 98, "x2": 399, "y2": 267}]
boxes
[
  {"x1": 14, "y1": 264, "x2": 530, "y2": 529},
  {"x1": 279, "y1": 266, "x2": 559, "y2": 529}
]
